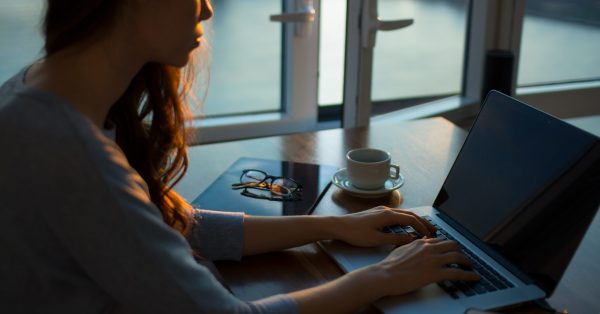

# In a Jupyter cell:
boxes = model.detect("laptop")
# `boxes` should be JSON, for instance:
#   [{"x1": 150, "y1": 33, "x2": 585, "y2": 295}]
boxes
[{"x1": 319, "y1": 90, "x2": 600, "y2": 313}]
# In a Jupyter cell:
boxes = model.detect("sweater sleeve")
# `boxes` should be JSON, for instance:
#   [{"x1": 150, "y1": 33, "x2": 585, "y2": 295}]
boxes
[
  {"x1": 39, "y1": 123, "x2": 298, "y2": 314},
  {"x1": 187, "y1": 209, "x2": 245, "y2": 261}
]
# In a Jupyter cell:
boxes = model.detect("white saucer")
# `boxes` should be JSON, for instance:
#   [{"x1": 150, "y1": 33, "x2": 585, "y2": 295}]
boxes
[{"x1": 331, "y1": 168, "x2": 405, "y2": 198}]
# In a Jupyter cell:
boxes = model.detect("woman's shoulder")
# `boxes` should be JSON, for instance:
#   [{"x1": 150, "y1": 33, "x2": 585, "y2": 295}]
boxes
[
  {"x1": 0, "y1": 68, "x2": 129, "y2": 180},
  {"x1": 1, "y1": 67, "x2": 106, "y2": 144}
]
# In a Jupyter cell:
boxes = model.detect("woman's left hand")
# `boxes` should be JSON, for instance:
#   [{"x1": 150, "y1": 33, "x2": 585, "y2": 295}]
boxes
[{"x1": 332, "y1": 206, "x2": 437, "y2": 247}]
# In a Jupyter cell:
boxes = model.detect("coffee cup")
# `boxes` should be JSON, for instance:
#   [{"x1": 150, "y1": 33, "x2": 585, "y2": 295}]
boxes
[{"x1": 346, "y1": 148, "x2": 400, "y2": 190}]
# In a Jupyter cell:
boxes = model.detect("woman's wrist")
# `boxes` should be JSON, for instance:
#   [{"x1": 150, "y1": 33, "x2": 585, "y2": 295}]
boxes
[
  {"x1": 309, "y1": 215, "x2": 342, "y2": 241},
  {"x1": 290, "y1": 262, "x2": 388, "y2": 313},
  {"x1": 315, "y1": 215, "x2": 346, "y2": 241},
  {"x1": 347, "y1": 265, "x2": 389, "y2": 303}
]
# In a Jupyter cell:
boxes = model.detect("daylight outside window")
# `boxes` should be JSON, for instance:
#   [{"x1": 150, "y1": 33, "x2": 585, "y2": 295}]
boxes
[
  {"x1": 317, "y1": 0, "x2": 468, "y2": 108},
  {"x1": 199, "y1": 0, "x2": 282, "y2": 118},
  {"x1": 518, "y1": 0, "x2": 600, "y2": 87},
  {"x1": 0, "y1": 2, "x2": 43, "y2": 84}
]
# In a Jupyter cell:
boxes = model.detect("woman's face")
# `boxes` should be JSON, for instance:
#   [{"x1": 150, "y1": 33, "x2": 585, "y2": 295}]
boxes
[{"x1": 133, "y1": 0, "x2": 213, "y2": 67}]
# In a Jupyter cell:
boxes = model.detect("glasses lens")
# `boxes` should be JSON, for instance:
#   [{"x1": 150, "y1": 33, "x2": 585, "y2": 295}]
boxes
[
  {"x1": 271, "y1": 178, "x2": 298, "y2": 196},
  {"x1": 241, "y1": 170, "x2": 267, "y2": 186},
  {"x1": 244, "y1": 188, "x2": 272, "y2": 198}
]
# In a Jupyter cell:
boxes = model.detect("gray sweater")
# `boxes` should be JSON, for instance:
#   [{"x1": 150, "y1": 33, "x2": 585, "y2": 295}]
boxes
[{"x1": 0, "y1": 68, "x2": 298, "y2": 314}]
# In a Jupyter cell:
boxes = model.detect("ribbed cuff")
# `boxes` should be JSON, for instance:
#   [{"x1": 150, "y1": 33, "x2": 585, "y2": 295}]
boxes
[
  {"x1": 187, "y1": 209, "x2": 245, "y2": 261},
  {"x1": 249, "y1": 294, "x2": 299, "y2": 314}
]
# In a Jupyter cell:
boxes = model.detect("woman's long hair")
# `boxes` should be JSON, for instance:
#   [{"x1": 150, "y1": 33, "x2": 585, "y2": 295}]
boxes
[{"x1": 43, "y1": 0, "x2": 200, "y2": 235}]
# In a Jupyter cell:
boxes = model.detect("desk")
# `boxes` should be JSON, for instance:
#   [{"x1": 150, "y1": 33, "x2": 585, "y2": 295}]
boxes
[{"x1": 178, "y1": 117, "x2": 599, "y2": 313}]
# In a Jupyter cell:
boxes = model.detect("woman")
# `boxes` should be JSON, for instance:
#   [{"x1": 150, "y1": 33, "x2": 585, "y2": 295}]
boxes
[{"x1": 0, "y1": 0, "x2": 479, "y2": 313}]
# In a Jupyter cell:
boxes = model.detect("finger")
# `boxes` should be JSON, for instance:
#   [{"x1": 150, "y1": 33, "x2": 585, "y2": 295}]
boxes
[
  {"x1": 390, "y1": 209, "x2": 436, "y2": 235},
  {"x1": 428, "y1": 240, "x2": 461, "y2": 253},
  {"x1": 378, "y1": 233, "x2": 414, "y2": 246},
  {"x1": 418, "y1": 216, "x2": 437, "y2": 234},
  {"x1": 405, "y1": 211, "x2": 437, "y2": 234},
  {"x1": 422, "y1": 236, "x2": 445, "y2": 244},
  {"x1": 441, "y1": 268, "x2": 481, "y2": 282},
  {"x1": 402, "y1": 214, "x2": 432, "y2": 238},
  {"x1": 437, "y1": 252, "x2": 472, "y2": 269}
]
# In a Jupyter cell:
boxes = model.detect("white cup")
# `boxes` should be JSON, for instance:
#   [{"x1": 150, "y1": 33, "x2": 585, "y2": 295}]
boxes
[{"x1": 346, "y1": 148, "x2": 400, "y2": 190}]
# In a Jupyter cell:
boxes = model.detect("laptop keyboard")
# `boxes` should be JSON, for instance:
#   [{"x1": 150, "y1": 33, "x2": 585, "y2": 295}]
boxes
[{"x1": 383, "y1": 216, "x2": 514, "y2": 299}]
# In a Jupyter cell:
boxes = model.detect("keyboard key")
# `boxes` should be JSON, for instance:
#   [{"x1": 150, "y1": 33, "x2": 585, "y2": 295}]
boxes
[
  {"x1": 438, "y1": 281, "x2": 459, "y2": 299},
  {"x1": 389, "y1": 225, "x2": 407, "y2": 234},
  {"x1": 455, "y1": 281, "x2": 476, "y2": 296},
  {"x1": 423, "y1": 219, "x2": 514, "y2": 298},
  {"x1": 500, "y1": 278, "x2": 515, "y2": 288},
  {"x1": 420, "y1": 216, "x2": 512, "y2": 296},
  {"x1": 470, "y1": 282, "x2": 489, "y2": 294}
]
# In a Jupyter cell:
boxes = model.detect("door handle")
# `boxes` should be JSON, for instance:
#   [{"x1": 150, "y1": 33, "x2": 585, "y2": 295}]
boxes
[
  {"x1": 362, "y1": 0, "x2": 413, "y2": 48},
  {"x1": 270, "y1": 11, "x2": 315, "y2": 23},
  {"x1": 270, "y1": 0, "x2": 316, "y2": 36}
]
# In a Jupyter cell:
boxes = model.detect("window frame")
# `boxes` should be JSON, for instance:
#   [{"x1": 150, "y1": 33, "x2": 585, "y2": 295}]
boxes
[
  {"x1": 374, "y1": 0, "x2": 600, "y2": 125},
  {"x1": 188, "y1": 0, "x2": 321, "y2": 144},
  {"x1": 190, "y1": 0, "x2": 600, "y2": 144}
]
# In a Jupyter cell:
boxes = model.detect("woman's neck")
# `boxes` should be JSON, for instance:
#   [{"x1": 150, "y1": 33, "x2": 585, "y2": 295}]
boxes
[{"x1": 25, "y1": 39, "x2": 144, "y2": 129}]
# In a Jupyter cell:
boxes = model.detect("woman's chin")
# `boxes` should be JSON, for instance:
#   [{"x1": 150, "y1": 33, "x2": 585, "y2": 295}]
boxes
[{"x1": 163, "y1": 54, "x2": 193, "y2": 68}]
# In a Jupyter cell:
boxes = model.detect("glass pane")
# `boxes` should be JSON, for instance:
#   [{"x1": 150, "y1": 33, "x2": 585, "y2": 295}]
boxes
[
  {"x1": 0, "y1": 1, "x2": 283, "y2": 119},
  {"x1": 200, "y1": 0, "x2": 282, "y2": 117},
  {"x1": 0, "y1": 1, "x2": 44, "y2": 84},
  {"x1": 372, "y1": 0, "x2": 467, "y2": 101},
  {"x1": 318, "y1": 0, "x2": 346, "y2": 106},
  {"x1": 518, "y1": 0, "x2": 600, "y2": 86}
]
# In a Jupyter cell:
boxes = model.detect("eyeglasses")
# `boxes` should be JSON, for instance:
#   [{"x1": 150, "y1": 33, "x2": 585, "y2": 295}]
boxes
[{"x1": 231, "y1": 169, "x2": 302, "y2": 201}]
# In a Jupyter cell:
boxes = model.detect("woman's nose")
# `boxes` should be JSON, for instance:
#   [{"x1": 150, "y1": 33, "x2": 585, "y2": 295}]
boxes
[{"x1": 199, "y1": 0, "x2": 214, "y2": 22}]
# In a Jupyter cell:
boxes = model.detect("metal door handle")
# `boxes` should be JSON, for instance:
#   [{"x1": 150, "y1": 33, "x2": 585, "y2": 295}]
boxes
[
  {"x1": 270, "y1": 10, "x2": 315, "y2": 23},
  {"x1": 270, "y1": 0, "x2": 315, "y2": 36},
  {"x1": 362, "y1": 0, "x2": 413, "y2": 48}
]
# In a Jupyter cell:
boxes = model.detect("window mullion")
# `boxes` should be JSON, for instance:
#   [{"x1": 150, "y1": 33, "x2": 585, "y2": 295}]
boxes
[
  {"x1": 285, "y1": 0, "x2": 320, "y2": 130},
  {"x1": 342, "y1": 0, "x2": 372, "y2": 128},
  {"x1": 463, "y1": 0, "x2": 525, "y2": 103}
]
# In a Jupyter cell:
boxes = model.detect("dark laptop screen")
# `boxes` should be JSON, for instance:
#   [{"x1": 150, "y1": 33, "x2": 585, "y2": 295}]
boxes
[{"x1": 434, "y1": 91, "x2": 600, "y2": 295}]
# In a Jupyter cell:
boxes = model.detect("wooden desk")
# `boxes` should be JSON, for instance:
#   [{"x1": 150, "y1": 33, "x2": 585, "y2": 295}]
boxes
[{"x1": 178, "y1": 117, "x2": 599, "y2": 313}]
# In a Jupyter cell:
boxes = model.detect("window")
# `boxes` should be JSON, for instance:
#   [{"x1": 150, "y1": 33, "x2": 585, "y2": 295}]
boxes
[
  {"x1": 3, "y1": 1, "x2": 597, "y2": 144},
  {"x1": 318, "y1": 0, "x2": 346, "y2": 107},
  {"x1": 518, "y1": 0, "x2": 600, "y2": 86},
  {"x1": 318, "y1": 0, "x2": 469, "y2": 110},
  {"x1": 0, "y1": 1, "x2": 43, "y2": 83},
  {"x1": 200, "y1": 0, "x2": 282, "y2": 117},
  {"x1": 372, "y1": 0, "x2": 468, "y2": 101}
]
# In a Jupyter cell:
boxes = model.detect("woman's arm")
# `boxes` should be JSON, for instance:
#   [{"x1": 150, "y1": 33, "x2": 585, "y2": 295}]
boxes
[
  {"x1": 289, "y1": 237, "x2": 480, "y2": 314},
  {"x1": 243, "y1": 206, "x2": 437, "y2": 256}
]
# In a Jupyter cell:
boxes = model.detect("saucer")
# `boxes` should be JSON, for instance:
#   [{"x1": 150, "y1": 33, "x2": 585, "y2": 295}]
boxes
[{"x1": 331, "y1": 168, "x2": 405, "y2": 198}]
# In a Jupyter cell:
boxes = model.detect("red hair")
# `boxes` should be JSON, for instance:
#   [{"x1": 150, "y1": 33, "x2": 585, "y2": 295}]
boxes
[{"x1": 43, "y1": 0, "x2": 198, "y2": 235}]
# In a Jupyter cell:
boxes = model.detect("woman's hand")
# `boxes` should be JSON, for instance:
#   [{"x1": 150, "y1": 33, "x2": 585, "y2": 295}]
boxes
[
  {"x1": 367, "y1": 237, "x2": 481, "y2": 298},
  {"x1": 290, "y1": 237, "x2": 480, "y2": 313},
  {"x1": 333, "y1": 206, "x2": 437, "y2": 247}
]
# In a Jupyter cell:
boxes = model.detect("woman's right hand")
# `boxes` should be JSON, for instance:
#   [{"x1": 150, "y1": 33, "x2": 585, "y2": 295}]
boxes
[
  {"x1": 369, "y1": 237, "x2": 480, "y2": 297},
  {"x1": 290, "y1": 237, "x2": 481, "y2": 314}
]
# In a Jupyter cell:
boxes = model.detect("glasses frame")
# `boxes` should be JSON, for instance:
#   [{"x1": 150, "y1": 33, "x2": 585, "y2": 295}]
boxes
[{"x1": 231, "y1": 169, "x2": 303, "y2": 201}]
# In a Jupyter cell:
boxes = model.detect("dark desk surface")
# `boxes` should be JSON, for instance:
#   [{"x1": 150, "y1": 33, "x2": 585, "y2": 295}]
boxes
[{"x1": 180, "y1": 117, "x2": 599, "y2": 313}]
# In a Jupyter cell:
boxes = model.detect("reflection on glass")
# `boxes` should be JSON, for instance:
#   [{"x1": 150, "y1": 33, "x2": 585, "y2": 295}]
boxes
[
  {"x1": 199, "y1": 0, "x2": 281, "y2": 117},
  {"x1": 0, "y1": 1, "x2": 282, "y2": 118},
  {"x1": 0, "y1": 1, "x2": 43, "y2": 83},
  {"x1": 318, "y1": 0, "x2": 346, "y2": 106},
  {"x1": 318, "y1": 0, "x2": 468, "y2": 105},
  {"x1": 518, "y1": 0, "x2": 600, "y2": 86},
  {"x1": 372, "y1": 0, "x2": 467, "y2": 101},
  {"x1": 194, "y1": 157, "x2": 337, "y2": 216}
]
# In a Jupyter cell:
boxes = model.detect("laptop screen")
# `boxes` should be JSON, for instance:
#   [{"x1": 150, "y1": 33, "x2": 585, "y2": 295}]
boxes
[{"x1": 433, "y1": 91, "x2": 600, "y2": 295}]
